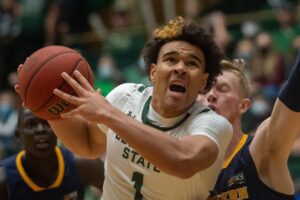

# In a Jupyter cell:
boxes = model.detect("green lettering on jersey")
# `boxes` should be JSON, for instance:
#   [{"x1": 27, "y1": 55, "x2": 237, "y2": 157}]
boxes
[
  {"x1": 122, "y1": 147, "x2": 130, "y2": 159},
  {"x1": 136, "y1": 156, "x2": 145, "y2": 167}
]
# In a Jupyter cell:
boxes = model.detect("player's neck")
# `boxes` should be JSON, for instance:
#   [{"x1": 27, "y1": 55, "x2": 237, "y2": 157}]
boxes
[
  {"x1": 225, "y1": 120, "x2": 244, "y2": 159},
  {"x1": 23, "y1": 153, "x2": 59, "y2": 186}
]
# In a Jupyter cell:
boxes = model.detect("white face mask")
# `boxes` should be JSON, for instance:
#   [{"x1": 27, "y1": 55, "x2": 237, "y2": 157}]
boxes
[
  {"x1": 138, "y1": 57, "x2": 146, "y2": 72},
  {"x1": 97, "y1": 64, "x2": 114, "y2": 80},
  {"x1": 250, "y1": 99, "x2": 270, "y2": 116},
  {"x1": 0, "y1": 103, "x2": 13, "y2": 122}
]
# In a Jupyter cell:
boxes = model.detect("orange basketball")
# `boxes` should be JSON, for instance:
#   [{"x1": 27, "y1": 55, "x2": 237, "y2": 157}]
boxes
[{"x1": 18, "y1": 45, "x2": 94, "y2": 120}]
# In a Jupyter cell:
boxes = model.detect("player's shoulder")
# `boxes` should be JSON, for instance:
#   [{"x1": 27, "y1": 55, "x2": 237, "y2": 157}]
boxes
[
  {"x1": 191, "y1": 103, "x2": 229, "y2": 124},
  {"x1": 0, "y1": 155, "x2": 17, "y2": 167},
  {"x1": 189, "y1": 103, "x2": 233, "y2": 135}
]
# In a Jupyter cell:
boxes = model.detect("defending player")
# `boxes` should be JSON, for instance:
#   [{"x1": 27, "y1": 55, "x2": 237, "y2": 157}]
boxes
[
  {"x1": 199, "y1": 57, "x2": 299, "y2": 199},
  {"x1": 0, "y1": 108, "x2": 104, "y2": 200}
]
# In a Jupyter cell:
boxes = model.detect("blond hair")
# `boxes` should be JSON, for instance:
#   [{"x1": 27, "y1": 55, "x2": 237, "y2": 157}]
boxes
[
  {"x1": 220, "y1": 59, "x2": 251, "y2": 98},
  {"x1": 153, "y1": 16, "x2": 185, "y2": 39}
]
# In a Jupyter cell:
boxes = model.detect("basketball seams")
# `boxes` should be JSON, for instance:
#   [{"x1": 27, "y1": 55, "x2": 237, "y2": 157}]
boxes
[
  {"x1": 24, "y1": 51, "x2": 77, "y2": 104},
  {"x1": 32, "y1": 58, "x2": 86, "y2": 113}
]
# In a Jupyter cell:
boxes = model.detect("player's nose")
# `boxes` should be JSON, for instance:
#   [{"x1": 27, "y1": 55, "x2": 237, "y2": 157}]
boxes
[
  {"x1": 35, "y1": 123, "x2": 47, "y2": 133},
  {"x1": 174, "y1": 61, "x2": 187, "y2": 75},
  {"x1": 207, "y1": 91, "x2": 217, "y2": 103}
]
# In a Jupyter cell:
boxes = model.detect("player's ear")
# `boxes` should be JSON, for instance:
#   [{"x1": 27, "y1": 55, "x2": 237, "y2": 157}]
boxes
[
  {"x1": 149, "y1": 64, "x2": 156, "y2": 83},
  {"x1": 239, "y1": 98, "x2": 251, "y2": 114}
]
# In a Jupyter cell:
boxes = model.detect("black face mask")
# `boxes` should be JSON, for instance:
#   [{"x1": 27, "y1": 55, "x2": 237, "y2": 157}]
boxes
[{"x1": 259, "y1": 46, "x2": 271, "y2": 57}]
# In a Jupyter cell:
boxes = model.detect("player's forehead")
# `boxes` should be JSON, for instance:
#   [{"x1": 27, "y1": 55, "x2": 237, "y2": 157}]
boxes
[
  {"x1": 215, "y1": 71, "x2": 239, "y2": 87},
  {"x1": 20, "y1": 109, "x2": 45, "y2": 125},
  {"x1": 159, "y1": 40, "x2": 204, "y2": 60}
]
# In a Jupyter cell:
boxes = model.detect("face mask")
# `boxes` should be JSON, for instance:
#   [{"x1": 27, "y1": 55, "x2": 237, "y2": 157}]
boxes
[
  {"x1": 97, "y1": 65, "x2": 113, "y2": 81},
  {"x1": 237, "y1": 52, "x2": 252, "y2": 62},
  {"x1": 0, "y1": 103, "x2": 13, "y2": 122},
  {"x1": 259, "y1": 46, "x2": 271, "y2": 56},
  {"x1": 138, "y1": 57, "x2": 146, "y2": 72},
  {"x1": 250, "y1": 99, "x2": 269, "y2": 117}
]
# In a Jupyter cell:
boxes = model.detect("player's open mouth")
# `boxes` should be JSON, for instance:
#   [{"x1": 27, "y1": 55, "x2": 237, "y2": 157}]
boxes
[
  {"x1": 170, "y1": 84, "x2": 186, "y2": 93},
  {"x1": 35, "y1": 138, "x2": 49, "y2": 149}
]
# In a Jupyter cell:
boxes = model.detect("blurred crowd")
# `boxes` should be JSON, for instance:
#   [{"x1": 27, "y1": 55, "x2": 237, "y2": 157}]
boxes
[{"x1": 0, "y1": 0, "x2": 300, "y2": 198}]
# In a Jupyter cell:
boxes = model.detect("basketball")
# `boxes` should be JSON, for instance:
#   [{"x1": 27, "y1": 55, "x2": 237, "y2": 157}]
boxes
[{"x1": 18, "y1": 45, "x2": 94, "y2": 120}]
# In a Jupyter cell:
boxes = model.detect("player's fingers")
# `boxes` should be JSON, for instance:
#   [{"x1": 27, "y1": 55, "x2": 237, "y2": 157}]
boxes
[
  {"x1": 17, "y1": 64, "x2": 23, "y2": 76},
  {"x1": 53, "y1": 88, "x2": 81, "y2": 105},
  {"x1": 60, "y1": 109, "x2": 77, "y2": 119},
  {"x1": 96, "y1": 88, "x2": 102, "y2": 94},
  {"x1": 14, "y1": 84, "x2": 20, "y2": 94},
  {"x1": 73, "y1": 70, "x2": 94, "y2": 91},
  {"x1": 61, "y1": 72, "x2": 85, "y2": 96}
]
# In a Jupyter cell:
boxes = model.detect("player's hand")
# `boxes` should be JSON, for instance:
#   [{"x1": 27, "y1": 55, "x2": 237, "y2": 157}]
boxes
[
  {"x1": 14, "y1": 64, "x2": 23, "y2": 94},
  {"x1": 53, "y1": 70, "x2": 112, "y2": 124}
]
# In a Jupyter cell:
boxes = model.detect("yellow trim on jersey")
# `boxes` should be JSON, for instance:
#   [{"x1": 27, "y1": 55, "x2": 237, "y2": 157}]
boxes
[
  {"x1": 15, "y1": 146, "x2": 65, "y2": 191},
  {"x1": 222, "y1": 134, "x2": 248, "y2": 169}
]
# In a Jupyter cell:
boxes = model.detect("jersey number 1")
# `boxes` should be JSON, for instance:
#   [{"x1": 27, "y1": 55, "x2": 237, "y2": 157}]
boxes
[{"x1": 132, "y1": 171, "x2": 144, "y2": 200}]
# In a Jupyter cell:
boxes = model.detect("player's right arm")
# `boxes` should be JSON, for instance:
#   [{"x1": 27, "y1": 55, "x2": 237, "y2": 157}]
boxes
[{"x1": 48, "y1": 117, "x2": 106, "y2": 159}]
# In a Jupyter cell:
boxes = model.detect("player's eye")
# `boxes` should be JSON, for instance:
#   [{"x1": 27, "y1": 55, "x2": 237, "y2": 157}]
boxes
[
  {"x1": 187, "y1": 61, "x2": 198, "y2": 67},
  {"x1": 218, "y1": 85, "x2": 230, "y2": 92},
  {"x1": 25, "y1": 122, "x2": 34, "y2": 129},
  {"x1": 165, "y1": 56, "x2": 176, "y2": 64}
]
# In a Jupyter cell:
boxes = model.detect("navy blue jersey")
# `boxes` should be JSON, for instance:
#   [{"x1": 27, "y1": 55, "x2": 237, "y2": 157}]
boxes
[
  {"x1": 208, "y1": 134, "x2": 294, "y2": 200},
  {"x1": 1, "y1": 147, "x2": 84, "y2": 200}
]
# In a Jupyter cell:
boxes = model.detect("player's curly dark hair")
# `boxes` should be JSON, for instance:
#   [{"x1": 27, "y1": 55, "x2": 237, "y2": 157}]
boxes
[{"x1": 142, "y1": 17, "x2": 223, "y2": 92}]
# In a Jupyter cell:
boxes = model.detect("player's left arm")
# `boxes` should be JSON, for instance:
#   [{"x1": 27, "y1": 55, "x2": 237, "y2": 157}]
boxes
[{"x1": 250, "y1": 49, "x2": 300, "y2": 194}]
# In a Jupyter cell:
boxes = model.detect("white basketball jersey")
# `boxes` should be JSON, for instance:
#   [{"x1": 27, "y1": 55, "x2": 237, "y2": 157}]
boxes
[{"x1": 100, "y1": 83, "x2": 232, "y2": 200}]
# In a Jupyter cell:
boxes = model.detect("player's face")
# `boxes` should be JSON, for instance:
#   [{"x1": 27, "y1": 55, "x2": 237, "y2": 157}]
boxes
[
  {"x1": 18, "y1": 110, "x2": 57, "y2": 158},
  {"x1": 198, "y1": 71, "x2": 244, "y2": 123},
  {"x1": 150, "y1": 40, "x2": 208, "y2": 117}
]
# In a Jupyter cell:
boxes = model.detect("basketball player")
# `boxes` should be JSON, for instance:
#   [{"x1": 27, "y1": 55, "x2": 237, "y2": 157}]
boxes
[
  {"x1": 0, "y1": 108, "x2": 104, "y2": 200},
  {"x1": 198, "y1": 57, "x2": 300, "y2": 199},
  {"x1": 16, "y1": 17, "x2": 233, "y2": 199},
  {"x1": 48, "y1": 16, "x2": 233, "y2": 200}
]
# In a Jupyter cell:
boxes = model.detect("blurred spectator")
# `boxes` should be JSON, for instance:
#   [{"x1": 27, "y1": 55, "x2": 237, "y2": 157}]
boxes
[
  {"x1": 251, "y1": 32, "x2": 286, "y2": 101},
  {"x1": 13, "y1": 0, "x2": 58, "y2": 69},
  {"x1": 203, "y1": 11, "x2": 232, "y2": 53},
  {"x1": 54, "y1": 0, "x2": 115, "y2": 71},
  {"x1": 241, "y1": 20, "x2": 261, "y2": 40},
  {"x1": 100, "y1": 3, "x2": 146, "y2": 83},
  {"x1": 234, "y1": 38, "x2": 255, "y2": 63},
  {"x1": 0, "y1": 0, "x2": 20, "y2": 90},
  {"x1": 269, "y1": 3, "x2": 300, "y2": 63},
  {"x1": 56, "y1": 0, "x2": 92, "y2": 46},
  {"x1": 241, "y1": 90, "x2": 272, "y2": 134},
  {"x1": 123, "y1": 51, "x2": 151, "y2": 84},
  {"x1": 94, "y1": 55, "x2": 120, "y2": 96},
  {"x1": 0, "y1": 89, "x2": 20, "y2": 159}
]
